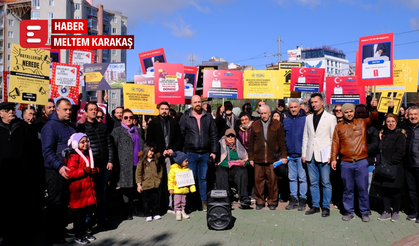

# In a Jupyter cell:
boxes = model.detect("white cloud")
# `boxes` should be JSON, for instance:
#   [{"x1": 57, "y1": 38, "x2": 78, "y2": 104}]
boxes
[
  {"x1": 411, "y1": 17, "x2": 419, "y2": 30},
  {"x1": 396, "y1": 0, "x2": 419, "y2": 9},
  {"x1": 164, "y1": 18, "x2": 195, "y2": 39},
  {"x1": 190, "y1": 1, "x2": 211, "y2": 13}
]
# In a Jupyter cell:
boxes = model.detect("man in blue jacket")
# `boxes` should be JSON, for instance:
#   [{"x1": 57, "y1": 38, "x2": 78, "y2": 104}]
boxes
[
  {"x1": 41, "y1": 98, "x2": 76, "y2": 244},
  {"x1": 283, "y1": 99, "x2": 307, "y2": 211}
]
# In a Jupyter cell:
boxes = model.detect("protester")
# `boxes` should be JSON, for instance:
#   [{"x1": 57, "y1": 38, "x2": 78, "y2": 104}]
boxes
[
  {"x1": 35, "y1": 99, "x2": 55, "y2": 133},
  {"x1": 168, "y1": 151, "x2": 196, "y2": 221},
  {"x1": 242, "y1": 102, "x2": 253, "y2": 116},
  {"x1": 372, "y1": 113, "x2": 406, "y2": 222},
  {"x1": 111, "y1": 106, "x2": 123, "y2": 129},
  {"x1": 216, "y1": 101, "x2": 240, "y2": 140},
  {"x1": 179, "y1": 95, "x2": 218, "y2": 211},
  {"x1": 22, "y1": 105, "x2": 36, "y2": 124},
  {"x1": 41, "y1": 98, "x2": 76, "y2": 243},
  {"x1": 302, "y1": 93, "x2": 336, "y2": 217},
  {"x1": 236, "y1": 112, "x2": 254, "y2": 199},
  {"x1": 333, "y1": 104, "x2": 343, "y2": 123},
  {"x1": 136, "y1": 143, "x2": 163, "y2": 222},
  {"x1": 96, "y1": 109, "x2": 105, "y2": 123},
  {"x1": 331, "y1": 99, "x2": 378, "y2": 222},
  {"x1": 202, "y1": 103, "x2": 212, "y2": 114},
  {"x1": 65, "y1": 133, "x2": 98, "y2": 244},
  {"x1": 111, "y1": 109, "x2": 144, "y2": 220},
  {"x1": 251, "y1": 100, "x2": 265, "y2": 119},
  {"x1": 169, "y1": 108, "x2": 177, "y2": 119},
  {"x1": 273, "y1": 99, "x2": 286, "y2": 122},
  {"x1": 398, "y1": 106, "x2": 407, "y2": 122},
  {"x1": 248, "y1": 105, "x2": 287, "y2": 210}
]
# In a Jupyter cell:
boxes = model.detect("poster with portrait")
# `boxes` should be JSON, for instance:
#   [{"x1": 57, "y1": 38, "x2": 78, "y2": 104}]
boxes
[
  {"x1": 50, "y1": 63, "x2": 80, "y2": 105},
  {"x1": 138, "y1": 48, "x2": 166, "y2": 75},
  {"x1": 243, "y1": 70, "x2": 283, "y2": 99},
  {"x1": 202, "y1": 70, "x2": 243, "y2": 99},
  {"x1": 184, "y1": 66, "x2": 197, "y2": 99},
  {"x1": 325, "y1": 76, "x2": 365, "y2": 105},
  {"x1": 196, "y1": 65, "x2": 218, "y2": 97},
  {"x1": 123, "y1": 83, "x2": 159, "y2": 116},
  {"x1": 134, "y1": 74, "x2": 154, "y2": 85},
  {"x1": 376, "y1": 59, "x2": 419, "y2": 93},
  {"x1": 69, "y1": 49, "x2": 95, "y2": 87},
  {"x1": 154, "y1": 63, "x2": 184, "y2": 104},
  {"x1": 358, "y1": 33, "x2": 394, "y2": 86},
  {"x1": 278, "y1": 62, "x2": 301, "y2": 97},
  {"x1": 290, "y1": 67, "x2": 325, "y2": 92},
  {"x1": 84, "y1": 63, "x2": 126, "y2": 91}
]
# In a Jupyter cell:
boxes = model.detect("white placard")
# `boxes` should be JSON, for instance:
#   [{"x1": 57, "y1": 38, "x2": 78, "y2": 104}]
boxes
[
  {"x1": 175, "y1": 170, "x2": 195, "y2": 188},
  {"x1": 55, "y1": 65, "x2": 78, "y2": 87}
]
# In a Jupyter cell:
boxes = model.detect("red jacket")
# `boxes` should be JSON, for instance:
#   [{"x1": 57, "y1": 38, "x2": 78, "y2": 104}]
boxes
[{"x1": 66, "y1": 152, "x2": 98, "y2": 209}]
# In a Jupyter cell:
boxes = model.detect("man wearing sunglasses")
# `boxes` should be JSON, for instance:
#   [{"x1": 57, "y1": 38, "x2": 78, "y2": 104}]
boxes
[{"x1": 76, "y1": 102, "x2": 114, "y2": 228}]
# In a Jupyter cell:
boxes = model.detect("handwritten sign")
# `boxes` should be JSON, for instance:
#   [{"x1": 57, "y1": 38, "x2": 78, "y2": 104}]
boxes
[{"x1": 175, "y1": 170, "x2": 195, "y2": 188}]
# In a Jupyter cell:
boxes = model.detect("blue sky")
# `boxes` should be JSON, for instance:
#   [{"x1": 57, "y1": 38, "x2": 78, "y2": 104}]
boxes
[{"x1": 98, "y1": 0, "x2": 419, "y2": 81}]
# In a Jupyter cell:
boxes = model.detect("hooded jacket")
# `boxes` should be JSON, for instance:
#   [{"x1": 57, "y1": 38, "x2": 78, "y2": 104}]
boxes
[{"x1": 168, "y1": 164, "x2": 196, "y2": 194}]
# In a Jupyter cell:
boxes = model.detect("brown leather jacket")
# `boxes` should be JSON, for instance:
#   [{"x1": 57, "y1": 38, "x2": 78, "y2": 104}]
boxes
[
  {"x1": 248, "y1": 118, "x2": 287, "y2": 164},
  {"x1": 331, "y1": 110, "x2": 378, "y2": 162}
]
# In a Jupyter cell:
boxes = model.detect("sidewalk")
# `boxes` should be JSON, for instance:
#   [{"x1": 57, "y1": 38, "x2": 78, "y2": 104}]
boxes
[{"x1": 30, "y1": 202, "x2": 419, "y2": 246}]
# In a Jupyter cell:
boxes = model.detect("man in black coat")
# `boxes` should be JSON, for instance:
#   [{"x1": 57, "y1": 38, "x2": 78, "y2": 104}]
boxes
[
  {"x1": 146, "y1": 101, "x2": 183, "y2": 214},
  {"x1": 76, "y1": 102, "x2": 114, "y2": 227},
  {"x1": 0, "y1": 102, "x2": 43, "y2": 245}
]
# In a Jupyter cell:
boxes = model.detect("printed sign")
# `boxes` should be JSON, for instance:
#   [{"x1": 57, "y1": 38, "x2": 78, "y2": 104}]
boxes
[
  {"x1": 196, "y1": 65, "x2": 218, "y2": 96},
  {"x1": 69, "y1": 49, "x2": 94, "y2": 86},
  {"x1": 278, "y1": 62, "x2": 301, "y2": 97},
  {"x1": 376, "y1": 59, "x2": 419, "y2": 93},
  {"x1": 123, "y1": 83, "x2": 159, "y2": 115},
  {"x1": 243, "y1": 70, "x2": 283, "y2": 99},
  {"x1": 377, "y1": 92, "x2": 403, "y2": 115},
  {"x1": 51, "y1": 63, "x2": 80, "y2": 105},
  {"x1": 134, "y1": 74, "x2": 154, "y2": 85},
  {"x1": 290, "y1": 67, "x2": 325, "y2": 92},
  {"x1": 84, "y1": 63, "x2": 126, "y2": 91},
  {"x1": 138, "y1": 48, "x2": 166, "y2": 75},
  {"x1": 184, "y1": 66, "x2": 197, "y2": 99},
  {"x1": 154, "y1": 63, "x2": 184, "y2": 104},
  {"x1": 326, "y1": 76, "x2": 365, "y2": 104},
  {"x1": 175, "y1": 170, "x2": 195, "y2": 188},
  {"x1": 203, "y1": 70, "x2": 243, "y2": 99}
]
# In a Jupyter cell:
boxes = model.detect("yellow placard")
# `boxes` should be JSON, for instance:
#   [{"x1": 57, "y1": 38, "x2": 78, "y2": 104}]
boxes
[
  {"x1": 123, "y1": 84, "x2": 158, "y2": 116},
  {"x1": 9, "y1": 44, "x2": 50, "y2": 104},
  {"x1": 84, "y1": 72, "x2": 103, "y2": 82},
  {"x1": 376, "y1": 59, "x2": 419, "y2": 93},
  {"x1": 243, "y1": 70, "x2": 283, "y2": 99},
  {"x1": 377, "y1": 91, "x2": 404, "y2": 115},
  {"x1": 278, "y1": 63, "x2": 301, "y2": 97}
]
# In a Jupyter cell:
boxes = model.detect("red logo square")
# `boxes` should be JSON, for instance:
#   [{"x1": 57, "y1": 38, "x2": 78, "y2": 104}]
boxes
[{"x1": 20, "y1": 20, "x2": 48, "y2": 48}]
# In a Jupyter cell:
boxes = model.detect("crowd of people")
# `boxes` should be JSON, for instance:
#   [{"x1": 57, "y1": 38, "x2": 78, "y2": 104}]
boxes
[{"x1": 0, "y1": 92, "x2": 418, "y2": 245}]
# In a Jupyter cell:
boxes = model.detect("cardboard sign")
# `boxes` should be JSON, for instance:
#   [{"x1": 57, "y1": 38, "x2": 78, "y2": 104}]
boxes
[
  {"x1": 184, "y1": 66, "x2": 197, "y2": 99},
  {"x1": 326, "y1": 76, "x2": 365, "y2": 105},
  {"x1": 358, "y1": 33, "x2": 394, "y2": 86},
  {"x1": 154, "y1": 63, "x2": 184, "y2": 104},
  {"x1": 376, "y1": 59, "x2": 419, "y2": 93},
  {"x1": 84, "y1": 63, "x2": 126, "y2": 91},
  {"x1": 243, "y1": 70, "x2": 283, "y2": 99},
  {"x1": 203, "y1": 70, "x2": 243, "y2": 99},
  {"x1": 69, "y1": 49, "x2": 94, "y2": 87},
  {"x1": 134, "y1": 74, "x2": 154, "y2": 85},
  {"x1": 377, "y1": 92, "x2": 403, "y2": 115},
  {"x1": 9, "y1": 44, "x2": 50, "y2": 105},
  {"x1": 290, "y1": 67, "x2": 325, "y2": 92},
  {"x1": 138, "y1": 48, "x2": 166, "y2": 75},
  {"x1": 123, "y1": 83, "x2": 159, "y2": 116},
  {"x1": 278, "y1": 62, "x2": 301, "y2": 97},
  {"x1": 51, "y1": 63, "x2": 80, "y2": 105},
  {"x1": 175, "y1": 170, "x2": 195, "y2": 188}
]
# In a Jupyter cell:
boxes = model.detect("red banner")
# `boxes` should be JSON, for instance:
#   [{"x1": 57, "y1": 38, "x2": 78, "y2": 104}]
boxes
[
  {"x1": 326, "y1": 76, "x2": 365, "y2": 105},
  {"x1": 138, "y1": 48, "x2": 166, "y2": 75},
  {"x1": 290, "y1": 67, "x2": 325, "y2": 92},
  {"x1": 154, "y1": 63, "x2": 184, "y2": 104},
  {"x1": 51, "y1": 35, "x2": 134, "y2": 49}
]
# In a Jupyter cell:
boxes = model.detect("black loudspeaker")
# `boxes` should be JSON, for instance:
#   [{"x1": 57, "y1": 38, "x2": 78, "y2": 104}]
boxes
[{"x1": 207, "y1": 190, "x2": 231, "y2": 230}]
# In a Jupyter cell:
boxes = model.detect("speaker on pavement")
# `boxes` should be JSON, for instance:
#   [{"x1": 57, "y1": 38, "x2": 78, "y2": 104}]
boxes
[{"x1": 207, "y1": 190, "x2": 231, "y2": 230}]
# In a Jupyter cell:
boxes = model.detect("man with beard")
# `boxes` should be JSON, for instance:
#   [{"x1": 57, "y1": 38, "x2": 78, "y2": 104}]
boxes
[
  {"x1": 0, "y1": 102, "x2": 43, "y2": 244},
  {"x1": 147, "y1": 101, "x2": 183, "y2": 214},
  {"x1": 216, "y1": 101, "x2": 240, "y2": 140},
  {"x1": 180, "y1": 95, "x2": 218, "y2": 211},
  {"x1": 35, "y1": 99, "x2": 55, "y2": 133}
]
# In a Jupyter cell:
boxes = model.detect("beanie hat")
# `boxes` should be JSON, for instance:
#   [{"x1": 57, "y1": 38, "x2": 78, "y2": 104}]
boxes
[
  {"x1": 68, "y1": 133, "x2": 95, "y2": 168},
  {"x1": 173, "y1": 151, "x2": 188, "y2": 164},
  {"x1": 341, "y1": 103, "x2": 355, "y2": 113}
]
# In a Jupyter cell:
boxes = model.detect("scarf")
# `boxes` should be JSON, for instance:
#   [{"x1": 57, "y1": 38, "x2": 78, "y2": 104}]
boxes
[
  {"x1": 225, "y1": 138, "x2": 236, "y2": 151},
  {"x1": 122, "y1": 122, "x2": 141, "y2": 166}
]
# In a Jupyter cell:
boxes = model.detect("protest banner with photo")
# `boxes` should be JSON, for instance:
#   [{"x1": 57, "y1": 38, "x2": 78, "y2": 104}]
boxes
[
  {"x1": 138, "y1": 48, "x2": 166, "y2": 75},
  {"x1": 50, "y1": 63, "x2": 80, "y2": 105},
  {"x1": 9, "y1": 44, "x2": 50, "y2": 105},
  {"x1": 377, "y1": 91, "x2": 403, "y2": 115},
  {"x1": 184, "y1": 66, "x2": 197, "y2": 99},
  {"x1": 134, "y1": 74, "x2": 154, "y2": 85},
  {"x1": 69, "y1": 49, "x2": 94, "y2": 86},
  {"x1": 278, "y1": 62, "x2": 301, "y2": 97},
  {"x1": 196, "y1": 65, "x2": 218, "y2": 96},
  {"x1": 154, "y1": 63, "x2": 184, "y2": 104},
  {"x1": 1, "y1": 71, "x2": 9, "y2": 102},
  {"x1": 243, "y1": 70, "x2": 283, "y2": 99},
  {"x1": 290, "y1": 67, "x2": 325, "y2": 92},
  {"x1": 326, "y1": 76, "x2": 365, "y2": 105},
  {"x1": 358, "y1": 33, "x2": 394, "y2": 86},
  {"x1": 203, "y1": 70, "x2": 243, "y2": 99},
  {"x1": 84, "y1": 63, "x2": 126, "y2": 91},
  {"x1": 123, "y1": 83, "x2": 159, "y2": 116},
  {"x1": 376, "y1": 59, "x2": 419, "y2": 93}
]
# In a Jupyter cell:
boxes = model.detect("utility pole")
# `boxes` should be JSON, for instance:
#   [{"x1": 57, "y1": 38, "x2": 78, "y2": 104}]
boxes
[
  {"x1": 278, "y1": 36, "x2": 281, "y2": 64},
  {"x1": 190, "y1": 53, "x2": 195, "y2": 66}
]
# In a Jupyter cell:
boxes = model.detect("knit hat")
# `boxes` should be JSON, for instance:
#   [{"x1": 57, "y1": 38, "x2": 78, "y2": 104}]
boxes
[
  {"x1": 173, "y1": 151, "x2": 188, "y2": 164},
  {"x1": 224, "y1": 128, "x2": 236, "y2": 137},
  {"x1": 341, "y1": 103, "x2": 355, "y2": 113},
  {"x1": 68, "y1": 133, "x2": 95, "y2": 168}
]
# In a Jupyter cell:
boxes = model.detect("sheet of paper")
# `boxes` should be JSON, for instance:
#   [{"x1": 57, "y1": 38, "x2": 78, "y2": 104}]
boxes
[{"x1": 321, "y1": 146, "x2": 331, "y2": 163}]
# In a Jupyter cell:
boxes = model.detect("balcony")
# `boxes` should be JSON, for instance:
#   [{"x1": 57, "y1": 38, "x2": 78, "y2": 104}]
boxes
[{"x1": 103, "y1": 12, "x2": 109, "y2": 25}]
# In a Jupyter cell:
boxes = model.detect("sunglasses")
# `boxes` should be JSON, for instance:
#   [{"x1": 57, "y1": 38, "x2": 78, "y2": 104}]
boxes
[
  {"x1": 124, "y1": 116, "x2": 134, "y2": 120},
  {"x1": 226, "y1": 134, "x2": 235, "y2": 138},
  {"x1": 96, "y1": 116, "x2": 104, "y2": 119},
  {"x1": 334, "y1": 109, "x2": 342, "y2": 112}
]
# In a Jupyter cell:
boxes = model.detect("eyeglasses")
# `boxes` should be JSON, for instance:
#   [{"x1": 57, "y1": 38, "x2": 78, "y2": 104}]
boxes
[
  {"x1": 334, "y1": 109, "x2": 342, "y2": 112},
  {"x1": 124, "y1": 116, "x2": 134, "y2": 120},
  {"x1": 226, "y1": 134, "x2": 235, "y2": 138},
  {"x1": 96, "y1": 116, "x2": 104, "y2": 120}
]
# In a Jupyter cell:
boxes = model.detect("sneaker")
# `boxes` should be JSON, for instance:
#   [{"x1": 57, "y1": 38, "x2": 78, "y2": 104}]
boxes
[
  {"x1": 305, "y1": 207, "x2": 320, "y2": 215},
  {"x1": 202, "y1": 201, "x2": 208, "y2": 212},
  {"x1": 378, "y1": 212, "x2": 391, "y2": 221},
  {"x1": 342, "y1": 213, "x2": 355, "y2": 221},
  {"x1": 391, "y1": 212, "x2": 400, "y2": 222},
  {"x1": 84, "y1": 234, "x2": 96, "y2": 242},
  {"x1": 362, "y1": 214, "x2": 370, "y2": 222},
  {"x1": 145, "y1": 216, "x2": 153, "y2": 222},
  {"x1": 321, "y1": 208, "x2": 330, "y2": 217},
  {"x1": 407, "y1": 214, "x2": 417, "y2": 221},
  {"x1": 74, "y1": 237, "x2": 89, "y2": 245},
  {"x1": 181, "y1": 210, "x2": 190, "y2": 219},
  {"x1": 153, "y1": 215, "x2": 161, "y2": 220}
]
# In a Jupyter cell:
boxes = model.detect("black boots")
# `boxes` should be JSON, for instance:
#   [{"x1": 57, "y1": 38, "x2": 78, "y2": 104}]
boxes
[
  {"x1": 298, "y1": 198, "x2": 307, "y2": 211},
  {"x1": 285, "y1": 197, "x2": 299, "y2": 210}
]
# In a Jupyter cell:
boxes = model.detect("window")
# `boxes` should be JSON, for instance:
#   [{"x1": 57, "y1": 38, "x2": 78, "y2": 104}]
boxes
[
  {"x1": 112, "y1": 60, "x2": 116, "y2": 62},
  {"x1": 121, "y1": 52, "x2": 125, "y2": 58},
  {"x1": 49, "y1": 0, "x2": 54, "y2": 6},
  {"x1": 113, "y1": 50, "x2": 117, "y2": 56},
  {"x1": 7, "y1": 43, "x2": 10, "y2": 49},
  {"x1": 48, "y1": 12, "x2": 54, "y2": 19},
  {"x1": 31, "y1": 11, "x2": 40, "y2": 20},
  {"x1": 121, "y1": 31, "x2": 125, "y2": 35},
  {"x1": 75, "y1": 16, "x2": 81, "y2": 19},
  {"x1": 7, "y1": 31, "x2": 13, "y2": 38},
  {"x1": 75, "y1": 4, "x2": 80, "y2": 10},
  {"x1": 112, "y1": 28, "x2": 117, "y2": 34},
  {"x1": 7, "y1": 55, "x2": 10, "y2": 61},
  {"x1": 8, "y1": 19, "x2": 13, "y2": 26},
  {"x1": 113, "y1": 17, "x2": 117, "y2": 23},
  {"x1": 32, "y1": 0, "x2": 40, "y2": 8},
  {"x1": 112, "y1": 93, "x2": 116, "y2": 99}
]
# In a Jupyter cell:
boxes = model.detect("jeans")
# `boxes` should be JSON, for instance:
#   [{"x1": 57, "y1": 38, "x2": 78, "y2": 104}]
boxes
[
  {"x1": 307, "y1": 156, "x2": 332, "y2": 209},
  {"x1": 288, "y1": 157, "x2": 307, "y2": 199},
  {"x1": 187, "y1": 152, "x2": 209, "y2": 202},
  {"x1": 341, "y1": 159, "x2": 370, "y2": 214}
]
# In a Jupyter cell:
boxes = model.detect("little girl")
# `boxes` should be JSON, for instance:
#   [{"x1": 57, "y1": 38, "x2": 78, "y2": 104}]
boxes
[
  {"x1": 168, "y1": 151, "x2": 196, "y2": 221},
  {"x1": 136, "y1": 143, "x2": 162, "y2": 222},
  {"x1": 65, "y1": 133, "x2": 99, "y2": 245}
]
